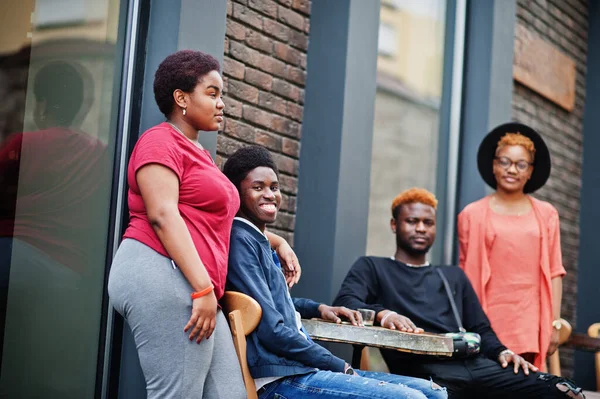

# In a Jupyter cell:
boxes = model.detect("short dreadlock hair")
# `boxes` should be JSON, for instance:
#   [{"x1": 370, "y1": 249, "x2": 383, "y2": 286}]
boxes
[
  {"x1": 222, "y1": 145, "x2": 279, "y2": 190},
  {"x1": 391, "y1": 188, "x2": 438, "y2": 219}
]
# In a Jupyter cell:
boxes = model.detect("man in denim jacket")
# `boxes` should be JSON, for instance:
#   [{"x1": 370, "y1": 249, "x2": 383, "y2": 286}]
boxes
[{"x1": 223, "y1": 146, "x2": 446, "y2": 399}]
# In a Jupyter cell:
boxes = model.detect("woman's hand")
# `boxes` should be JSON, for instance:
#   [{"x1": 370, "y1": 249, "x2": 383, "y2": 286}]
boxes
[
  {"x1": 184, "y1": 291, "x2": 218, "y2": 343},
  {"x1": 547, "y1": 328, "x2": 560, "y2": 356},
  {"x1": 273, "y1": 238, "x2": 302, "y2": 288},
  {"x1": 498, "y1": 350, "x2": 539, "y2": 375},
  {"x1": 318, "y1": 305, "x2": 363, "y2": 326}
]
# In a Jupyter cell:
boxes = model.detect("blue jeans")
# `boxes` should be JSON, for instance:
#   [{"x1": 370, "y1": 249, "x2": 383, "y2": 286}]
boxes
[{"x1": 258, "y1": 370, "x2": 447, "y2": 399}]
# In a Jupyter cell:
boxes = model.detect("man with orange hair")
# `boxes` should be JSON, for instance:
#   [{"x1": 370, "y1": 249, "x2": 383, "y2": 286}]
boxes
[{"x1": 333, "y1": 188, "x2": 584, "y2": 399}]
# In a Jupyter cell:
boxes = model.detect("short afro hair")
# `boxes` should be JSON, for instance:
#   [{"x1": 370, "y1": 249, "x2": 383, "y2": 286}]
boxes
[
  {"x1": 153, "y1": 50, "x2": 220, "y2": 117},
  {"x1": 496, "y1": 132, "x2": 536, "y2": 160},
  {"x1": 391, "y1": 188, "x2": 438, "y2": 219},
  {"x1": 222, "y1": 145, "x2": 279, "y2": 190},
  {"x1": 34, "y1": 60, "x2": 85, "y2": 126}
]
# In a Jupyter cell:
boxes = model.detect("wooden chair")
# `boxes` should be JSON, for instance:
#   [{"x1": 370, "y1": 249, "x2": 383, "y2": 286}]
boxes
[
  {"x1": 222, "y1": 291, "x2": 262, "y2": 399},
  {"x1": 548, "y1": 318, "x2": 572, "y2": 376},
  {"x1": 588, "y1": 323, "x2": 600, "y2": 391}
]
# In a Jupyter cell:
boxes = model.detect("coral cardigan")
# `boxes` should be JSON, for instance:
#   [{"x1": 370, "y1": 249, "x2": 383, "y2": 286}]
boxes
[{"x1": 458, "y1": 195, "x2": 566, "y2": 369}]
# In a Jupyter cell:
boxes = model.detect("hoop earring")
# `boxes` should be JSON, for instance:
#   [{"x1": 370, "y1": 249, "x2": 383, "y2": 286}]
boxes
[{"x1": 182, "y1": 107, "x2": 187, "y2": 116}]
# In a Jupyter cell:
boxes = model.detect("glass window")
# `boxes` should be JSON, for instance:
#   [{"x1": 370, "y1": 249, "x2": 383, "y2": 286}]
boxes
[
  {"x1": 0, "y1": 0, "x2": 126, "y2": 397},
  {"x1": 366, "y1": 0, "x2": 447, "y2": 258}
]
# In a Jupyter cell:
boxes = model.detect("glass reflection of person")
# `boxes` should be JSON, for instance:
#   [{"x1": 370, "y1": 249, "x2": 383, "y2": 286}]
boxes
[{"x1": 0, "y1": 60, "x2": 109, "y2": 398}]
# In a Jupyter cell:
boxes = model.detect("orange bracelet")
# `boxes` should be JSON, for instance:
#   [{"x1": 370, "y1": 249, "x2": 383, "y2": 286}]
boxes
[{"x1": 191, "y1": 284, "x2": 214, "y2": 300}]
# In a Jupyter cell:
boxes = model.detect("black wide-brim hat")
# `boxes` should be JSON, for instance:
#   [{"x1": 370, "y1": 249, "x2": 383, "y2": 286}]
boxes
[{"x1": 477, "y1": 122, "x2": 551, "y2": 194}]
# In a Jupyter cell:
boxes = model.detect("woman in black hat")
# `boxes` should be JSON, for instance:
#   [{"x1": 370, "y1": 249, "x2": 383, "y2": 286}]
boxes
[{"x1": 457, "y1": 122, "x2": 565, "y2": 371}]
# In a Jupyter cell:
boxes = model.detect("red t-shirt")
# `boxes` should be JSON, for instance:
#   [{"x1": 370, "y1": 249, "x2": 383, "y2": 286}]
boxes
[
  {"x1": 0, "y1": 128, "x2": 109, "y2": 272},
  {"x1": 123, "y1": 123, "x2": 240, "y2": 299}
]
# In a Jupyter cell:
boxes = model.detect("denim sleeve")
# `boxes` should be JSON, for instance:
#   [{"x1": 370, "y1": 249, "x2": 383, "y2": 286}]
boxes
[
  {"x1": 292, "y1": 298, "x2": 322, "y2": 319},
  {"x1": 332, "y1": 257, "x2": 386, "y2": 315},
  {"x1": 227, "y1": 234, "x2": 346, "y2": 372}
]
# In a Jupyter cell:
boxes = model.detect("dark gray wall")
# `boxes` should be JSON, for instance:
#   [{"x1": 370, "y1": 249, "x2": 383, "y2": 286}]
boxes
[
  {"x1": 293, "y1": 0, "x2": 380, "y2": 305},
  {"x1": 574, "y1": 0, "x2": 600, "y2": 389},
  {"x1": 138, "y1": 0, "x2": 226, "y2": 158},
  {"x1": 456, "y1": 0, "x2": 516, "y2": 217},
  {"x1": 117, "y1": 1, "x2": 227, "y2": 398}
]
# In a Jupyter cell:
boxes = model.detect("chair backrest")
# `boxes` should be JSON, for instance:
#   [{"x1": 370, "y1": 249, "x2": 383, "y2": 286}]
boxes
[
  {"x1": 588, "y1": 323, "x2": 600, "y2": 391},
  {"x1": 548, "y1": 318, "x2": 572, "y2": 376},
  {"x1": 222, "y1": 291, "x2": 262, "y2": 399}
]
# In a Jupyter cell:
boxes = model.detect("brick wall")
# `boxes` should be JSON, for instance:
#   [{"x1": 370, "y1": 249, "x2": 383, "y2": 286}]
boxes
[
  {"x1": 512, "y1": 0, "x2": 589, "y2": 377},
  {"x1": 218, "y1": 0, "x2": 311, "y2": 245}
]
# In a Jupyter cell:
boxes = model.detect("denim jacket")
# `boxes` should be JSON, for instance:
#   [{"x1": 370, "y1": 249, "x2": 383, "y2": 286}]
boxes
[{"x1": 225, "y1": 219, "x2": 346, "y2": 379}]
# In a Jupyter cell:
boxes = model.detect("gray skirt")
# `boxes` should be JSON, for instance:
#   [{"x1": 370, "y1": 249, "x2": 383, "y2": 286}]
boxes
[{"x1": 108, "y1": 239, "x2": 246, "y2": 399}]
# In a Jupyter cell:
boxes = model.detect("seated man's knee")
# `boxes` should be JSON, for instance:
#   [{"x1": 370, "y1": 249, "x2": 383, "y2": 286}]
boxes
[{"x1": 537, "y1": 374, "x2": 585, "y2": 398}]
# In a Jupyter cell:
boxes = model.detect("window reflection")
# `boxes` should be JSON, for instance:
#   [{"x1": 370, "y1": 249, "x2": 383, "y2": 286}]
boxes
[
  {"x1": 0, "y1": 0, "x2": 124, "y2": 397},
  {"x1": 367, "y1": 0, "x2": 446, "y2": 259}
]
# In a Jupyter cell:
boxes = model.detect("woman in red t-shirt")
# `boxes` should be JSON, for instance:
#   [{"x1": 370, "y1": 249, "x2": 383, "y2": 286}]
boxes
[{"x1": 108, "y1": 50, "x2": 300, "y2": 399}]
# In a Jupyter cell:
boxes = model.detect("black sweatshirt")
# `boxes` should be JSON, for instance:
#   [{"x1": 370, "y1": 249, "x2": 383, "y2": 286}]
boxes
[{"x1": 333, "y1": 256, "x2": 507, "y2": 361}]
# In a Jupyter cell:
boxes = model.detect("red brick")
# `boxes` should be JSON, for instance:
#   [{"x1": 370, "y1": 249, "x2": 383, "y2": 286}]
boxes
[
  {"x1": 227, "y1": 0, "x2": 233, "y2": 16},
  {"x1": 223, "y1": 77, "x2": 229, "y2": 93},
  {"x1": 272, "y1": 79, "x2": 300, "y2": 101},
  {"x1": 217, "y1": 134, "x2": 245, "y2": 156},
  {"x1": 229, "y1": 41, "x2": 262, "y2": 68},
  {"x1": 246, "y1": 29, "x2": 273, "y2": 53},
  {"x1": 224, "y1": 119, "x2": 256, "y2": 143},
  {"x1": 248, "y1": 0, "x2": 278, "y2": 18},
  {"x1": 279, "y1": 174, "x2": 298, "y2": 194},
  {"x1": 304, "y1": 17, "x2": 310, "y2": 34},
  {"x1": 243, "y1": 104, "x2": 275, "y2": 129},
  {"x1": 282, "y1": 137, "x2": 300, "y2": 158},
  {"x1": 223, "y1": 57, "x2": 245, "y2": 80},
  {"x1": 223, "y1": 97, "x2": 243, "y2": 118},
  {"x1": 224, "y1": 37, "x2": 230, "y2": 54},
  {"x1": 259, "y1": 92, "x2": 287, "y2": 115},
  {"x1": 226, "y1": 20, "x2": 246, "y2": 41},
  {"x1": 278, "y1": 0, "x2": 292, "y2": 6},
  {"x1": 216, "y1": 154, "x2": 225, "y2": 169},
  {"x1": 292, "y1": 0, "x2": 310, "y2": 15},
  {"x1": 299, "y1": 53, "x2": 307, "y2": 69},
  {"x1": 280, "y1": 193, "x2": 297, "y2": 213},
  {"x1": 233, "y1": 3, "x2": 263, "y2": 30},
  {"x1": 263, "y1": 18, "x2": 291, "y2": 41},
  {"x1": 285, "y1": 66, "x2": 306, "y2": 85},
  {"x1": 272, "y1": 211, "x2": 295, "y2": 230},
  {"x1": 271, "y1": 115, "x2": 300, "y2": 137},
  {"x1": 289, "y1": 29, "x2": 309, "y2": 51},
  {"x1": 228, "y1": 79, "x2": 259, "y2": 103},
  {"x1": 286, "y1": 102, "x2": 303, "y2": 122},
  {"x1": 258, "y1": 54, "x2": 287, "y2": 77},
  {"x1": 273, "y1": 153, "x2": 298, "y2": 175},
  {"x1": 245, "y1": 67, "x2": 273, "y2": 91},
  {"x1": 256, "y1": 130, "x2": 283, "y2": 151},
  {"x1": 278, "y1": 6, "x2": 304, "y2": 31},
  {"x1": 298, "y1": 88, "x2": 305, "y2": 104},
  {"x1": 274, "y1": 42, "x2": 302, "y2": 64}
]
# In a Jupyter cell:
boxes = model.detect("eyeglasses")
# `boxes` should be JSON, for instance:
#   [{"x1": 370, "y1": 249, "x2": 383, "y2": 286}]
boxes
[{"x1": 494, "y1": 156, "x2": 532, "y2": 172}]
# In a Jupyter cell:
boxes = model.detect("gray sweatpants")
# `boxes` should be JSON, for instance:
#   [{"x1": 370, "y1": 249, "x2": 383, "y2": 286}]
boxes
[{"x1": 108, "y1": 239, "x2": 246, "y2": 399}]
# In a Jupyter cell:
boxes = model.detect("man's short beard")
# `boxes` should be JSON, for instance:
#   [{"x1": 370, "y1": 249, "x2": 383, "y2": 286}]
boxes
[{"x1": 397, "y1": 237, "x2": 431, "y2": 256}]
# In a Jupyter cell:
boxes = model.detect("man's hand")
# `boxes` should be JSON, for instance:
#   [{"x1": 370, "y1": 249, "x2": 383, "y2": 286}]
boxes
[
  {"x1": 378, "y1": 311, "x2": 424, "y2": 333},
  {"x1": 547, "y1": 329, "x2": 560, "y2": 356},
  {"x1": 498, "y1": 349, "x2": 539, "y2": 375},
  {"x1": 318, "y1": 305, "x2": 363, "y2": 326}
]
